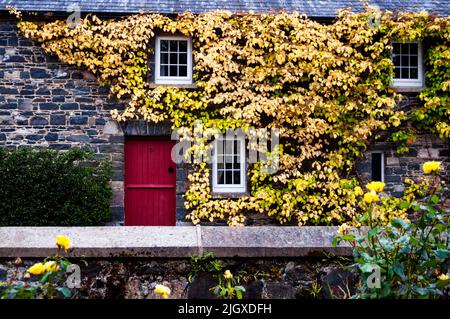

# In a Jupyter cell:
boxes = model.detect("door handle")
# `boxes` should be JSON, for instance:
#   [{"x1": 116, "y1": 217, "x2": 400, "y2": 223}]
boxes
[{"x1": 168, "y1": 166, "x2": 174, "y2": 174}]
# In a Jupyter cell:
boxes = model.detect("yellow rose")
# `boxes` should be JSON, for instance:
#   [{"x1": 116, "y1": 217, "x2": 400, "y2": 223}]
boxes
[
  {"x1": 423, "y1": 161, "x2": 441, "y2": 175},
  {"x1": 55, "y1": 235, "x2": 71, "y2": 251},
  {"x1": 43, "y1": 261, "x2": 59, "y2": 272},
  {"x1": 338, "y1": 223, "x2": 351, "y2": 235},
  {"x1": 366, "y1": 181, "x2": 385, "y2": 193},
  {"x1": 154, "y1": 284, "x2": 171, "y2": 299},
  {"x1": 404, "y1": 178, "x2": 413, "y2": 184},
  {"x1": 438, "y1": 273, "x2": 449, "y2": 281},
  {"x1": 354, "y1": 186, "x2": 364, "y2": 196},
  {"x1": 224, "y1": 270, "x2": 233, "y2": 280},
  {"x1": 363, "y1": 190, "x2": 379, "y2": 204},
  {"x1": 28, "y1": 262, "x2": 46, "y2": 276}
]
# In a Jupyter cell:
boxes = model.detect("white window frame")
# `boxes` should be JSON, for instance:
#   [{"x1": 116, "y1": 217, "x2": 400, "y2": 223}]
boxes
[
  {"x1": 391, "y1": 41, "x2": 424, "y2": 88},
  {"x1": 155, "y1": 36, "x2": 193, "y2": 85},
  {"x1": 371, "y1": 152, "x2": 385, "y2": 183},
  {"x1": 212, "y1": 136, "x2": 246, "y2": 193}
]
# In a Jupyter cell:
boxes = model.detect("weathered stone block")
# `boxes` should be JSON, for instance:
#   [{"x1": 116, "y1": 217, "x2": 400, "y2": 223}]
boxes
[
  {"x1": 262, "y1": 282, "x2": 296, "y2": 299},
  {"x1": 186, "y1": 273, "x2": 218, "y2": 299},
  {"x1": 45, "y1": 133, "x2": 58, "y2": 141},
  {"x1": 284, "y1": 262, "x2": 315, "y2": 283},
  {"x1": 26, "y1": 134, "x2": 43, "y2": 141},
  {"x1": 30, "y1": 116, "x2": 48, "y2": 126},
  {"x1": 70, "y1": 116, "x2": 88, "y2": 125},
  {"x1": 30, "y1": 68, "x2": 51, "y2": 79},
  {"x1": 418, "y1": 148, "x2": 439, "y2": 159},
  {"x1": 36, "y1": 87, "x2": 50, "y2": 95},
  {"x1": 67, "y1": 135, "x2": 90, "y2": 142},
  {"x1": 50, "y1": 115, "x2": 66, "y2": 125},
  {"x1": 39, "y1": 103, "x2": 59, "y2": 110},
  {"x1": 386, "y1": 156, "x2": 400, "y2": 167},
  {"x1": 104, "y1": 120, "x2": 123, "y2": 135},
  {"x1": 52, "y1": 96, "x2": 65, "y2": 102},
  {"x1": 61, "y1": 102, "x2": 79, "y2": 110},
  {"x1": 95, "y1": 118, "x2": 106, "y2": 125},
  {"x1": 0, "y1": 87, "x2": 18, "y2": 95},
  {"x1": 385, "y1": 175, "x2": 402, "y2": 183},
  {"x1": 20, "y1": 71, "x2": 30, "y2": 79},
  {"x1": 52, "y1": 88, "x2": 68, "y2": 95}
]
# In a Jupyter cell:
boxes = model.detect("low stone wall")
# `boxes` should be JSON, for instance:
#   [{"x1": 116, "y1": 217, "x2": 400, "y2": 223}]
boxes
[{"x1": 0, "y1": 226, "x2": 357, "y2": 299}]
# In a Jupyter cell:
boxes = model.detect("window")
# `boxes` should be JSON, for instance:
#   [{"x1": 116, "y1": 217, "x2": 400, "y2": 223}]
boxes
[
  {"x1": 212, "y1": 136, "x2": 246, "y2": 193},
  {"x1": 371, "y1": 152, "x2": 385, "y2": 182},
  {"x1": 392, "y1": 42, "x2": 423, "y2": 87},
  {"x1": 155, "y1": 36, "x2": 192, "y2": 84}
]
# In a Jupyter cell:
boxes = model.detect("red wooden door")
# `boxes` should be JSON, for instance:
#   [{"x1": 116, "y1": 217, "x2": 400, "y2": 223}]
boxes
[{"x1": 125, "y1": 139, "x2": 176, "y2": 226}]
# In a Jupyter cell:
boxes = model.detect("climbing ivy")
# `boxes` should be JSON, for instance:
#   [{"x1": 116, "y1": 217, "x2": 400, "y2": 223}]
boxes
[{"x1": 12, "y1": 8, "x2": 449, "y2": 226}]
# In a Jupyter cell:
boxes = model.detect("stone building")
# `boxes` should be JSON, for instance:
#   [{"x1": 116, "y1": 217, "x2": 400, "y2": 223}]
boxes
[{"x1": 0, "y1": 1, "x2": 448, "y2": 225}]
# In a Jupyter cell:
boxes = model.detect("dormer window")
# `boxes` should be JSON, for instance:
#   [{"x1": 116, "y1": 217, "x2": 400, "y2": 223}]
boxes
[
  {"x1": 155, "y1": 36, "x2": 193, "y2": 85},
  {"x1": 392, "y1": 41, "x2": 424, "y2": 88}
]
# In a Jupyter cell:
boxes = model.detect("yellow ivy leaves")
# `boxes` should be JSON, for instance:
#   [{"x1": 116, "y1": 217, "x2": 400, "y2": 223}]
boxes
[{"x1": 14, "y1": 8, "x2": 449, "y2": 226}]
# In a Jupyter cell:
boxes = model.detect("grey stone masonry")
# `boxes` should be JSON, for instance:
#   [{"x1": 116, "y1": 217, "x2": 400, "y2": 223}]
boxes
[
  {"x1": 0, "y1": 226, "x2": 351, "y2": 258},
  {"x1": 357, "y1": 133, "x2": 449, "y2": 197},
  {"x1": 0, "y1": 21, "x2": 126, "y2": 224}
]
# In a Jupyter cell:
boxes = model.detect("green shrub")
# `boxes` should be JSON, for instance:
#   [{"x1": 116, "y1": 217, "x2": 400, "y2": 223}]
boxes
[{"x1": 0, "y1": 147, "x2": 113, "y2": 226}]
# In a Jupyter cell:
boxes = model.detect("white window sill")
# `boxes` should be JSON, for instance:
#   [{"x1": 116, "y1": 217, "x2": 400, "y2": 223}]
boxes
[
  {"x1": 392, "y1": 86, "x2": 425, "y2": 93},
  {"x1": 148, "y1": 83, "x2": 197, "y2": 89}
]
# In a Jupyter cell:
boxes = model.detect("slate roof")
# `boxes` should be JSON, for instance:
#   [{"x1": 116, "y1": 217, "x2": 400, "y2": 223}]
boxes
[{"x1": 1, "y1": 0, "x2": 449, "y2": 17}]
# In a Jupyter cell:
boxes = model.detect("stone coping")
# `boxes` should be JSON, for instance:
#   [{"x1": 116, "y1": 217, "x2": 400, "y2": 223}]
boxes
[{"x1": 0, "y1": 226, "x2": 352, "y2": 258}]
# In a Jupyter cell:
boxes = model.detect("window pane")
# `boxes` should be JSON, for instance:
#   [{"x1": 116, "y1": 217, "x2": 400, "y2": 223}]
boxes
[
  {"x1": 179, "y1": 66, "x2": 187, "y2": 77},
  {"x1": 394, "y1": 68, "x2": 400, "y2": 79},
  {"x1": 410, "y1": 44, "x2": 418, "y2": 54},
  {"x1": 160, "y1": 40, "x2": 169, "y2": 52},
  {"x1": 225, "y1": 140, "x2": 233, "y2": 156},
  {"x1": 401, "y1": 43, "x2": 410, "y2": 54},
  {"x1": 371, "y1": 153, "x2": 383, "y2": 182},
  {"x1": 233, "y1": 171, "x2": 241, "y2": 184},
  {"x1": 410, "y1": 55, "x2": 418, "y2": 67},
  {"x1": 160, "y1": 65, "x2": 168, "y2": 76},
  {"x1": 170, "y1": 40, "x2": 178, "y2": 51},
  {"x1": 218, "y1": 171, "x2": 224, "y2": 184},
  {"x1": 225, "y1": 171, "x2": 233, "y2": 184},
  {"x1": 218, "y1": 163, "x2": 224, "y2": 170},
  {"x1": 410, "y1": 67, "x2": 418, "y2": 79},
  {"x1": 401, "y1": 67, "x2": 409, "y2": 79},
  {"x1": 392, "y1": 54, "x2": 400, "y2": 67},
  {"x1": 161, "y1": 53, "x2": 168, "y2": 64},
  {"x1": 401, "y1": 55, "x2": 409, "y2": 67},
  {"x1": 170, "y1": 53, "x2": 178, "y2": 64},
  {"x1": 179, "y1": 41, "x2": 188, "y2": 52},
  {"x1": 179, "y1": 53, "x2": 187, "y2": 65},
  {"x1": 226, "y1": 163, "x2": 233, "y2": 169},
  {"x1": 170, "y1": 65, "x2": 178, "y2": 76},
  {"x1": 225, "y1": 155, "x2": 233, "y2": 163}
]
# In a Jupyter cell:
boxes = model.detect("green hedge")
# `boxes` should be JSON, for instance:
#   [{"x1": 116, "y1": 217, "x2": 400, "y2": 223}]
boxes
[{"x1": 0, "y1": 147, "x2": 113, "y2": 226}]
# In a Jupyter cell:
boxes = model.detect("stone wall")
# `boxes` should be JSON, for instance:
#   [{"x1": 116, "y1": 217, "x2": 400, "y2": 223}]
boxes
[
  {"x1": 357, "y1": 133, "x2": 449, "y2": 197},
  {"x1": 357, "y1": 94, "x2": 449, "y2": 196},
  {"x1": 0, "y1": 21, "x2": 126, "y2": 224},
  {"x1": 0, "y1": 257, "x2": 357, "y2": 299},
  {"x1": 1, "y1": 19, "x2": 448, "y2": 226},
  {"x1": 0, "y1": 226, "x2": 357, "y2": 299}
]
